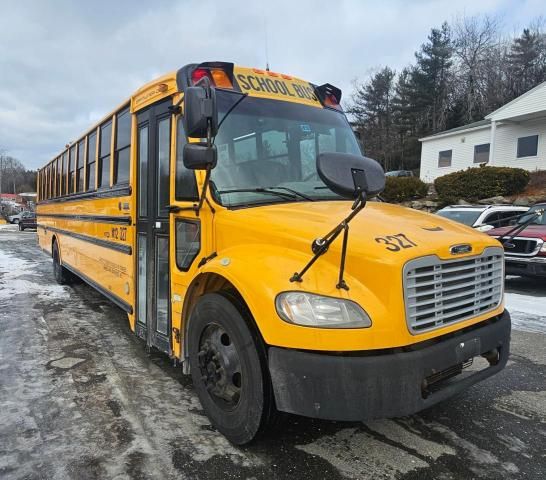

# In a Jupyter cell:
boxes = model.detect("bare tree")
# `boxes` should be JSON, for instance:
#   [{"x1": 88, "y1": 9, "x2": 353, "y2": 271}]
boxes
[
  {"x1": 453, "y1": 14, "x2": 501, "y2": 123},
  {"x1": 0, "y1": 154, "x2": 26, "y2": 194}
]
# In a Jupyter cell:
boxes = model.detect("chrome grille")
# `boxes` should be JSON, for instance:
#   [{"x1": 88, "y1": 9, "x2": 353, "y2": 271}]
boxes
[
  {"x1": 500, "y1": 236, "x2": 543, "y2": 257},
  {"x1": 403, "y1": 247, "x2": 504, "y2": 334}
]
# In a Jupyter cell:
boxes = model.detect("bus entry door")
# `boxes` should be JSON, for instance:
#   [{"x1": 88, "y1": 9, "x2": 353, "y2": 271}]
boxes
[{"x1": 135, "y1": 100, "x2": 172, "y2": 354}]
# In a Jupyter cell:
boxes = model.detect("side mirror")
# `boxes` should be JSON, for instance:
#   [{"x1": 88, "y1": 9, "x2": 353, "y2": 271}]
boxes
[
  {"x1": 476, "y1": 224, "x2": 494, "y2": 232},
  {"x1": 183, "y1": 86, "x2": 218, "y2": 138},
  {"x1": 183, "y1": 142, "x2": 217, "y2": 170},
  {"x1": 317, "y1": 152, "x2": 385, "y2": 199}
]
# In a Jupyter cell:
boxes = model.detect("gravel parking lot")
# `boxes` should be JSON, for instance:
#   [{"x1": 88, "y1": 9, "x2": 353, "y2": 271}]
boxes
[{"x1": 1, "y1": 225, "x2": 545, "y2": 480}]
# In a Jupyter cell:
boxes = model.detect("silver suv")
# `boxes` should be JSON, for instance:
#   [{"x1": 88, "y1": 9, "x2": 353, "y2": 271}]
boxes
[
  {"x1": 436, "y1": 205, "x2": 529, "y2": 231},
  {"x1": 8, "y1": 211, "x2": 33, "y2": 224}
]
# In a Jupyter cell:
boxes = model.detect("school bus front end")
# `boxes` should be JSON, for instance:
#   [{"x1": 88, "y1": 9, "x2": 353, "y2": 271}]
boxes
[{"x1": 173, "y1": 63, "x2": 510, "y2": 444}]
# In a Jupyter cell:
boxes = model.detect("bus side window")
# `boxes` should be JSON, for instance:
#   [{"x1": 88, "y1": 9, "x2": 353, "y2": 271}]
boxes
[
  {"x1": 175, "y1": 118, "x2": 199, "y2": 201},
  {"x1": 99, "y1": 120, "x2": 112, "y2": 188},
  {"x1": 234, "y1": 133, "x2": 257, "y2": 163},
  {"x1": 69, "y1": 145, "x2": 76, "y2": 194},
  {"x1": 114, "y1": 108, "x2": 131, "y2": 185},
  {"x1": 175, "y1": 220, "x2": 200, "y2": 271},
  {"x1": 262, "y1": 130, "x2": 289, "y2": 166},
  {"x1": 76, "y1": 139, "x2": 85, "y2": 192},
  {"x1": 300, "y1": 137, "x2": 316, "y2": 180},
  {"x1": 87, "y1": 132, "x2": 97, "y2": 191}
]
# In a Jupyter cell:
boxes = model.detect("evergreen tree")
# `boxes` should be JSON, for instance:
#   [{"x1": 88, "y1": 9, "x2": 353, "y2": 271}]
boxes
[
  {"x1": 412, "y1": 23, "x2": 454, "y2": 134},
  {"x1": 508, "y1": 28, "x2": 546, "y2": 97},
  {"x1": 348, "y1": 17, "x2": 546, "y2": 176},
  {"x1": 349, "y1": 67, "x2": 397, "y2": 170},
  {"x1": 392, "y1": 67, "x2": 421, "y2": 170}
]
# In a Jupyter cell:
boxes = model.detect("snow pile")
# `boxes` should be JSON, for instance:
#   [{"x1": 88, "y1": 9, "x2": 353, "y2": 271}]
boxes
[
  {"x1": 504, "y1": 292, "x2": 545, "y2": 316},
  {"x1": 0, "y1": 249, "x2": 69, "y2": 301}
]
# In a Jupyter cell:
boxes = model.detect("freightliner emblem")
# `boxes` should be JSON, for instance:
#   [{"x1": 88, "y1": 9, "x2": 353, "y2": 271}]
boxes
[{"x1": 450, "y1": 244, "x2": 472, "y2": 255}]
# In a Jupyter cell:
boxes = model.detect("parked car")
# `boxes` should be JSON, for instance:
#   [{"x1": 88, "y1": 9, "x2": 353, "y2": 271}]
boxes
[
  {"x1": 385, "y1": 170, "x2": 414, "y2": 177},
  {"x1": 18, "y1": 212, "x2": 37, "y2": 231},
  {"x1": 487, "y1": 203, "x2": 546, "y2": 278},
  {"x1": 436, "y1": 205, "x2": 529, "y2": 231},
  {"x1": 8, "y1": 210, "x2": 32, "y2": 224}
]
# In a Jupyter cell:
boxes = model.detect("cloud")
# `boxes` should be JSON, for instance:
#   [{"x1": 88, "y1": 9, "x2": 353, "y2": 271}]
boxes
[{"x1": 0, "y1": 0, "x2": 541, "y2": 169}]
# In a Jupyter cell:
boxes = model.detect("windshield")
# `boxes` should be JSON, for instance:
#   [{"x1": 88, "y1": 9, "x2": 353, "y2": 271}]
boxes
[
  {"x1": 436, "y1": 209, "x2": 482, "y2": 226},
  {"x1": 517, "y1": 205, "x2": 546, "y2": 225},
  {"x1": 209, "y1": 92, "x2": 361, "y2": 207}
]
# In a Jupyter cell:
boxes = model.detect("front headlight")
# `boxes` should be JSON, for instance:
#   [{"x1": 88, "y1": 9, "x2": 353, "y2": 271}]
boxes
[{"x1": 275, "y1": 292, "x2": 372, "y2": 329}]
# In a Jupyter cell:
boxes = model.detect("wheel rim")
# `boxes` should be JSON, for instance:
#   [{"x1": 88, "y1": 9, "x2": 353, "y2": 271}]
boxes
[{"x1": 197, "y1": 323, "x2": 242, "y2": 410}]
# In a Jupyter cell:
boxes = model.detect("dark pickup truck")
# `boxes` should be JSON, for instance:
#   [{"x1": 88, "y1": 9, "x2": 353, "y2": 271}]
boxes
[
  {"x1": 18, "y1": 212, "x2": 37, "y2": 231},
  {"x1": 488, "y1": 203, "x2": 546, "y2": 278}
]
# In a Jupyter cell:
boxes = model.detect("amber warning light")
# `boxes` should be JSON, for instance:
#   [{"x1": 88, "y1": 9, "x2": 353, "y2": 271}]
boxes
[
  {"x1": 191, "y1": 67, "x2": 233, "y2": 89},
  {"x1": 316, "y1": 83, "x2": 343, "y2": 111}
]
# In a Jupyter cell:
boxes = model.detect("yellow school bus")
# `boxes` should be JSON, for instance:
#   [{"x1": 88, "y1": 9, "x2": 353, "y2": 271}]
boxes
[{"x1": 37, "y1": 61, "x2": 510, "y2": 445}]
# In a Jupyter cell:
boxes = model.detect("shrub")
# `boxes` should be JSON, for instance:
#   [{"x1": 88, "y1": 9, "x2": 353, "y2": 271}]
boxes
[
  {"x1": 382, "y1": 177, "x2": 428, "y2": 202},
  {"x1": 434, "y1": 166, "x2": 529, "y2": 204}
]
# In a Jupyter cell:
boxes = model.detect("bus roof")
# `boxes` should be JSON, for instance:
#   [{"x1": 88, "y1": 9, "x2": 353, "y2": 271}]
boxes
[{"x1": 40, "y1": 62, "x2": 340, "y2": 171}]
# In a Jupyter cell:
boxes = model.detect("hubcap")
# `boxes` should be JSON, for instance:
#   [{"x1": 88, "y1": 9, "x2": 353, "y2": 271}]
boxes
[{"x1": 198, "y1": 324, "x2": 242, "y2": 409}]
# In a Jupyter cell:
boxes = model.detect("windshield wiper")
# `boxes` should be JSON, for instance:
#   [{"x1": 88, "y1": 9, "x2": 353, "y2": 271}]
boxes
[
  {"x1": 216, "y1": 188, "x2": 298, "y2": 200},
  {"x1": 266, "y1": 186, "x2": 315, "y2": 201}
]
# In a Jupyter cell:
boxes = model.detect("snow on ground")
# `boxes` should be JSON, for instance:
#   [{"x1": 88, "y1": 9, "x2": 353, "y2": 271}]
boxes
[
  {"x1": 504, "y1": 275, "x2": 546, "y2": 334},
  {"x1": 504, "y1": 292, "x2": 545, "y2": 316},
  {"x1": 0, "y1": 238, "x2": 70, "y2": 301},
  {"x1": 505, "y1": 292, "x2": 546, "y2": 334},
  {"x1": 0, "y1": 223, "x2": 17, "y2": 230}
]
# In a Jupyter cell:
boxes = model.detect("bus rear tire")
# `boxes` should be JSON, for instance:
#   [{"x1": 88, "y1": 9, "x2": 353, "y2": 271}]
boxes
[
  {"x1": 52, "y1": 241, "x2": 72, "y2": 285},
  {"x1": 188, "y1": 292, "x2": 275, "y2": 445}
]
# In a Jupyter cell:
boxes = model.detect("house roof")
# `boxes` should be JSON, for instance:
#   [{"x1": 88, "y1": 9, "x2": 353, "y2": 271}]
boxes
[
  {"x1": 420, "y1": 81, "x2": 546, "y2": 143},
  {"x1": 419, "y1": 119, "x2": 490, "y2": 142},
  {"x1": 486, "y1": 81, "x2": 546, "y2": 121}
]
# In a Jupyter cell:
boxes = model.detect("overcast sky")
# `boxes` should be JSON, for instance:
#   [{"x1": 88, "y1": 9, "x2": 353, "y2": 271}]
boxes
[{"x1": 0, "y1": 0, "x2": 543, "y2": 170}]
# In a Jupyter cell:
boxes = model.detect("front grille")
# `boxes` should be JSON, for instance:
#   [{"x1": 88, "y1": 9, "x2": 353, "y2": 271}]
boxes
[
  {"x1": 500, "y1": 237, "x2": 542, "y2": 257},
  {"x1": 403, "y1": 247, "x2": 504, "y2": 334}
]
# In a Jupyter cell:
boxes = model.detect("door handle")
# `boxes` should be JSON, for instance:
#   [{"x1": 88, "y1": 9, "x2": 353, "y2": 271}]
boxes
[{"x1": 168, "y1": 205, "x2": 181, "y2": 213}]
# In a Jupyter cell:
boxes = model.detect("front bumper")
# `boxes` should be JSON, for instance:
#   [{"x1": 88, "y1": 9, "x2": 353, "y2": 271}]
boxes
[
  {"x1": 268, "y1": 310, "x2": 510, "y2": 421},
  {"x1": 505, "y1": 256, "x2": 546, "y2": 277}
]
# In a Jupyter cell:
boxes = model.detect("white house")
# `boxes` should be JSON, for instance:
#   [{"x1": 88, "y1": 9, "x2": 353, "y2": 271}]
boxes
[{"x1": 419, "y1": 81, "x2": 546, "y2": 182}]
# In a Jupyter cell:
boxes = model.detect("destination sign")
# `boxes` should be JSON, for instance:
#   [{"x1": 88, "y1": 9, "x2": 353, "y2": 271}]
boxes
[{"x1": 233, "y1": 67, "x2": 322, "y2": 107}]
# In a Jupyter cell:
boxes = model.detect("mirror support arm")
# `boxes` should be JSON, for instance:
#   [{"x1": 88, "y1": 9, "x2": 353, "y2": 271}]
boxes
[
  {"x1": 290, "y1": 191, "x2": 367, "y2": 288},
  {"x1": 194, "y1": 119, "x2": 215, "y2": 217}
]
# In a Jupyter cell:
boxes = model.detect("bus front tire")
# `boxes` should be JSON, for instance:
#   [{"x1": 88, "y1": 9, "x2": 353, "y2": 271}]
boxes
[
  {"x1": 188, "y1": 292, "x2": 275, "y2": 445},
  {"x1": 52, "y1": 241, "x2": 72, "y2": 285}
]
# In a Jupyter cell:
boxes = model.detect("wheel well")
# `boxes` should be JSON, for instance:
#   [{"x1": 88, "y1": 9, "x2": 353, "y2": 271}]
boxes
[{"x1": 182, "y1": 273, "x2": 262, "y2": 361}]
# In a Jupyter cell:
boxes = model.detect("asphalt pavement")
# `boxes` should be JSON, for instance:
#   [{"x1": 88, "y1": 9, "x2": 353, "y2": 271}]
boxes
[{"x1": 0, "y1": 225, "x2": 545, "y2": 480}]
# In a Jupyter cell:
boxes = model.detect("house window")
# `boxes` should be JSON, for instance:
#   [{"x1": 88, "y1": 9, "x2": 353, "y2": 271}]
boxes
[
  {"x1": 474, "y1": 143, "x2": 490, "y2": 163},
  {"x1": 517, "y1": 135, "x2": 538, "y2": 158},
  {"x1": 438, "y1": 150, "x2": 452, "y2": 167}
]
